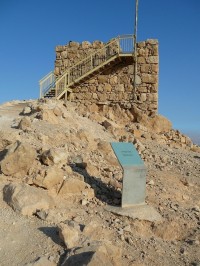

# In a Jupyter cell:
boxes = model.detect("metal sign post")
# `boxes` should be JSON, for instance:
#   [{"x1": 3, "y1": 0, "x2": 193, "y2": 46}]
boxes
[
  {"x1": 111, "y1": 142, "x2": 146, "y2": 207},
  {"x1": 134, "y1": 0, "x2": 139, "y2": 89},
  {"x1": 105, "y1": 142, "x2": 162, "y2": 222}
]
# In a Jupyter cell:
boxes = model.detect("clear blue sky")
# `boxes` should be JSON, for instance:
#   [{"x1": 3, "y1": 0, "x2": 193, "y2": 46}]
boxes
[{"x1": 0, "y1": 0, "x2": 200, "y2": 133}]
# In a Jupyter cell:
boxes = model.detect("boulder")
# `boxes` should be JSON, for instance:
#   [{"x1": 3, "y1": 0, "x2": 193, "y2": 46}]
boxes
[
  {"x1": 97, "y1": 140, "x2": 112, "y2": 153},
  {"x1": 148, "y1": 115, "x2": 172, "y2": 133},
  {"x1": 18, "y1": 117, "x2": 31, "y2": 131},
  {"x1": 58, "y1": 222, "x2": 80, "y2": 249},
  {"x1": 3, "y1": 183, "x2": 53, "y2": 216},
  {"x1": 43, "y1": 167, "x2": 64, "y2": 189},
  {"x1": 38, "y1": 109, "x2": 59, "y2": 124},
  {"x1": 53, "y1": 106, "x2": 63, "y2": 117},
  {"x1": 130, "y1": 106, "x2": 149, "y2": 124},
  {"x1": 63, "y1": 241, "x2": 122, "y2": 266},
  {"x1": 21, "y1": 106, "x2": 32, "y2": 115},
  {"x1": 0, "y1": 142, "x2": 37, "y2": 178},
  {"x1": 59, "y1": 178, "x2": 87, "y2": 195},
  {"x1": 41, "y1": 148, "x2": 68, "y2": 166}
]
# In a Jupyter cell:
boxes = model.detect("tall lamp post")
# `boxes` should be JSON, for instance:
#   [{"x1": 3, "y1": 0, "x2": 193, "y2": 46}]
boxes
[{"x1": 134, "y1": 0, "x2": 139, "y2": 89}]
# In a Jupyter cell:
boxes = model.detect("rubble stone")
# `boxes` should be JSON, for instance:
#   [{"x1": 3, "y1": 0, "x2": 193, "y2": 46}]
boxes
[
  {"x1": 0, "y1": 142, "x2": 37, "y2": 178},
  {"x1": 3, "y1": 183, "x2": 53, "y2": 216},
  {"x1": 58, "y1": 222, "x2": 79, "y2": 249},
  {"x1": 54, "y1": 38, "x2": 159, "y2": 116}
]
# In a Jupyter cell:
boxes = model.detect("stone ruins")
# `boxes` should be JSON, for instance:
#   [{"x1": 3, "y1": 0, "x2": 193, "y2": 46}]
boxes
[{"x1": 54, "y1": 38, "x2": 159, "y2": 117}]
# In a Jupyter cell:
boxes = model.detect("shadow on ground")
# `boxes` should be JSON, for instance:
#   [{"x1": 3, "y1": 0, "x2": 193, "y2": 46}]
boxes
[{"x1": 70, "y1": 163, "x2": 121, "y2": 207}]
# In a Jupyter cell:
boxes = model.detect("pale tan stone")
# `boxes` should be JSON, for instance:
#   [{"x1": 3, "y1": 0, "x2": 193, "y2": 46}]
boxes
[
  {"x1": 58, "y1": 222, "x2": 79, "y2": 248},
  {"x1": 104, "y1": 84, "x2": 112, "y2": 92},
  {"x1": 137, "y1": 57, "x2": 146, "y2": 63},
  {"x1": 0, "y1": 142, "x2": 37, "y2": 178},
  {"x1": 98, "y1": 75, "x2": 108, "y2": 83},
  {"x1": 146, "y1": 56, "x2": 159, "y2": 64},
  {"x1": 141, "y1": 74, "x2": 158, "y2": 84},
  {"x1": 109, "y1": 76, "x2": 118, "y2": 84},
  {"x1": 3, "y1": 183, "x2": 53, "y2": 216}
]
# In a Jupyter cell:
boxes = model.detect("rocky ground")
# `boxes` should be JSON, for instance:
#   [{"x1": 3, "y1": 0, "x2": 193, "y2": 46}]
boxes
[{"x1": 0, "y1": 99, "x2": 199, "y2": 266}]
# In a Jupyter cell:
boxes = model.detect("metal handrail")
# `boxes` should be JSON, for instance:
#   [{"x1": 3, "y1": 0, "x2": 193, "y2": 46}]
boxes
[
  {"x1": 40, "y1": 35, "x2": 134, "y2": 99},
  {"x1": 39, "y1": 71, "x2": 55, "y2": 98}
]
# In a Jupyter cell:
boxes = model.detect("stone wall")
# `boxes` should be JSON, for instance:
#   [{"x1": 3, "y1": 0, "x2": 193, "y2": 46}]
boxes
[{"x1": 54, "y1": 38, "x2": 159, "y2": 116}]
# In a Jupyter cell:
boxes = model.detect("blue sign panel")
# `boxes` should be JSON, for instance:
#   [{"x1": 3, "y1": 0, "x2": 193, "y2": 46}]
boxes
[
  {"x1": 111, "y1": 142, "x2": 144, "y2": 167},
  {"x1": 111, "y1": 142, "x2": 146, "y2": 207}
]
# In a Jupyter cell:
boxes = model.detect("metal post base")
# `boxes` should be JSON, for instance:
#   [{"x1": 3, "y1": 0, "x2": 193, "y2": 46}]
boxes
[{"x1": 105, "y1": 204, "x2": 163, "y2": 222}]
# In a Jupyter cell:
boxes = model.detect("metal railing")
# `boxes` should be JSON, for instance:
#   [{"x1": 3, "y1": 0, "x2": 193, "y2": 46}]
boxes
[
  {"x1": 39, "y1": 35, "x2": 134, "y2": 99},
  {"x1": 39, "y1": 71, "x2": 55, "y2": 98},
  {"x1": 118, "y1": 34, "x2": 134, "y2": 54}
]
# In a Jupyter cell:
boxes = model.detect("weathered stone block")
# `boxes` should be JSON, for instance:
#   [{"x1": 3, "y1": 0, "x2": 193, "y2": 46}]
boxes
[
  {"x1": 152, "y1": 45, "x2": 159, "y2": 56},
  {"x1": 92, "y1": 40, "x2": 104, "y2": 49},
  {"x1": 92, "y1": 92, "x2": 98, "y2": 99},
  {"x1": 141, "y1": 64, "x2": 151, "y2": 73},
  {"x1": 119, "y1": 75, "x2": 129, "y2": 84},
  {"x1": 146, "y1": 39, "x2": 158, "y2": 45},
  {"x1": 98, "y1": 75, "x2": 108, "y2": 83},
  {"x1": 147, "y1": 93, "x2": 158, "y2": 102},
  {"x1": 137, "y1": 57, "x2": 146, "y2": 64},
  {"x1": 137, "y1": 41, "x2": 146, "y2": 48},
  {"x1": 56, "y1": 46, "x2": 65, "y2": 52},
  {"x1": 69, "y1": 41, "x2": 79, "y2": 48},
  {"x1": 146, "y1": 56, "x2": 159, "y2": 64},
  {"x1": 149, "y1": 84, "x2": 158, "y2": 93},
  {"x1": 140, "y1": 93, "x2": 147, "y2": 102},
  {"x1": 152, "y1": 64, "x2": 159, "y2": 73},
  {"x1": 97, "y1": 85, "x2": 104, "y2": 92},
  {"x1": 104, "y1": 83, "x2": 112, "y2": 92},
  {"x1": 115, "y1": 84, "x2": 124, "y2": 92},
  {"x1": 135, "y1": 75, "x2": 142, "y2": 85},
  {"x1": 98, "y1": 93, "x2": 107, "y2": 102},
  {"x1": 109, "y1": 76, "x2": 118, "y2": 84},
  {"x1": 61, "y1": 51, "x2": 68, "y2": 59},
  {"x1": 81, "y1": 41, "x2": 91, "y2": 49},
  {"x1": 141, "y1": 74, "x2": 158, "y2": 84}
]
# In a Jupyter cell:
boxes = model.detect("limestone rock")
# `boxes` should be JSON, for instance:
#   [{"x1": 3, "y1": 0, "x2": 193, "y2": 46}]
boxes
[
  {"x1": 3, "y1": 183, "x2": 53, "y2": 216},
  {"x1": 43, "y1": 167, "x2": 64, "y2": 189},
  {"x1": 53, "y1": 106, "x2": 63, "y2": 117},
  {"x1": 38, "y1": 109, "x2": 59, "y2": 124},
  {"x1": 0, "y1": 142, "x2": 37, "y2": 178},
  {"x1": 64, "y1": 241, "x2": 122, "y2": 266},
  {"x1": 97, "y1": 140, "x2": 112, "y2": 153},
  {"x1": 82, "y1": 41, "x2": 91, "y2": 49},
  {"x1": 58, "y1": 222, "x2": 80, "y2": 249},
  {"x1": 86, "y1": 162, "x2": 99, "y2": 177},
  {"x1": 21, "y1": 106, "x2": 32, "y2": 115},
  {"x1": 59, "y1": 178, "x2": 87, "y2": 195},
  {"x1": 18, "y1": 117, "x2": 32, "y2": 131},
  {"x1": 149, "y1": 115, "x2": 172, "y2": 133},
  {"x1": 41, "y1": 148, "x2": 68, "y2": 166}
]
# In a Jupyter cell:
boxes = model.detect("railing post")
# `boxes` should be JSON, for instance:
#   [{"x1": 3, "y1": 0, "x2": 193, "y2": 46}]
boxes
[
  {"x1": 117, "y1": 36, "x2": 120, "y2": 55},
  {"x1": 55, "y1": 83, "x2": 57, "y2": 98},
  {"x1": 39, "y1": 82, "x2": 42, "y2": 98}
]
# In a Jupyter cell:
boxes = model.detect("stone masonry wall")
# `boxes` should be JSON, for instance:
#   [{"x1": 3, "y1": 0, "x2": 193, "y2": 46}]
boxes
[{"x1": 54, "y1": 38, "x2": 159, "y2": 116}]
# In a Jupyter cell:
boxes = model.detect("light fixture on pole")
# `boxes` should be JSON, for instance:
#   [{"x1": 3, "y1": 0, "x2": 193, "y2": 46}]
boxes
[{"x1": 134, "y1": 0, "x2": 139, "y2": 89}]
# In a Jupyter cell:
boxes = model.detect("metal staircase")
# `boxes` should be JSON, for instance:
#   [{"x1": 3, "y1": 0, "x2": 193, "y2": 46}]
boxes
[{"x1": 39, "y1": 35, "x2": 134, "y2": 100}]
